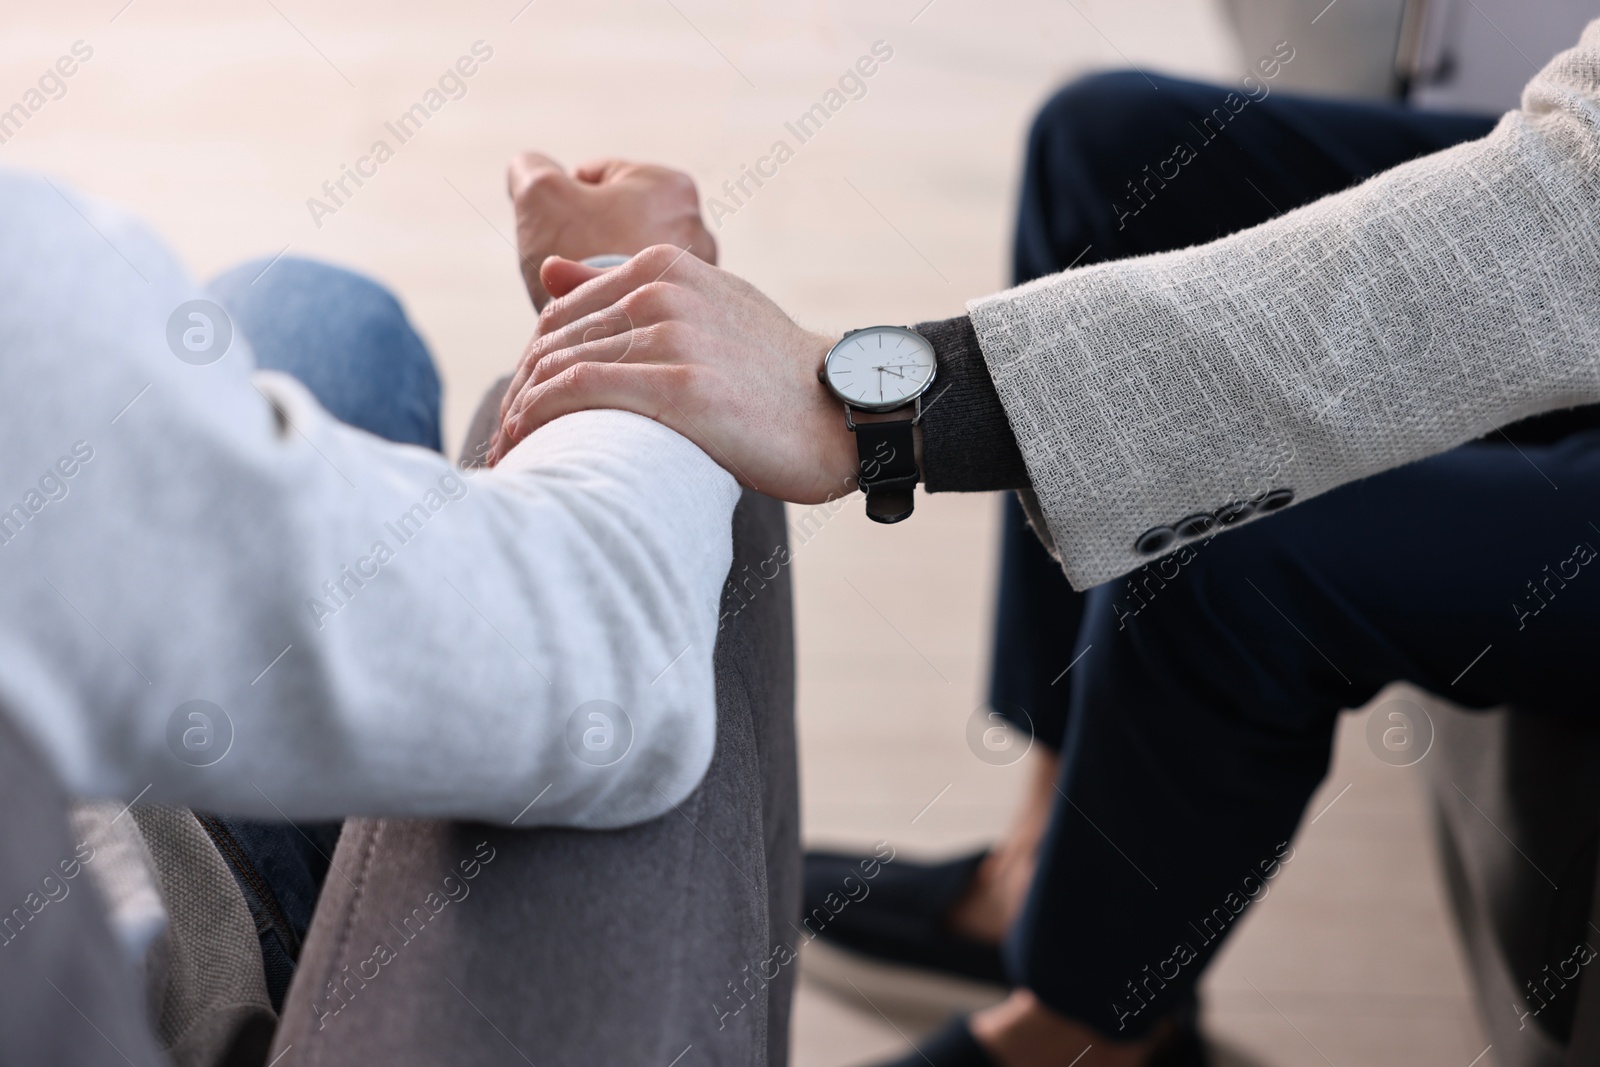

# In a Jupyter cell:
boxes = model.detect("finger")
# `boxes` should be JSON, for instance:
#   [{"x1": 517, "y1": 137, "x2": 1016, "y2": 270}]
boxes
[
  {"x1": 501, "y1": 257, "x2": 606, "y2": 417},
  {"x1": 537, "y1": 244, "x2": 700, "y2": 338},
  {"x1": 573, "y1": 158, "x2": 627, "y2": 184},
  {"x1": 526, "y1": 276, "x2": 692, "y2": 386},
  {"x1": 500, "y1": 286, "x2": 644, "y2": 428},
  {"x1": 515, "y1": 326, "x2": 661, "y2": 413},
  {"x1": 485, "y1": 423, "x2": 509, "y2": 467},
  {"x1": 498, "y1": 361, "x2": 687, "y2": 458},
  {"x1": 541, "y1": 256, "x2": 607, "y2": 301},
  {"x1": 505, "y1": 151, "x2": 576, "y2": 202},
  {"x1": 500, "y1": 332, "x2": 544, "y2": 430}
]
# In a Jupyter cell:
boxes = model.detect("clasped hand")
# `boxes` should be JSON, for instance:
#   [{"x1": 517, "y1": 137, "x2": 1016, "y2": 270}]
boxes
[{"x1": 492, "y1": 154, "x2": 856, "y2": 504}]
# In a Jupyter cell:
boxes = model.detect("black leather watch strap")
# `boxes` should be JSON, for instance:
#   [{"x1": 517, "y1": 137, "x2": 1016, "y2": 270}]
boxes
[{"x1": 853, "y1": 417, "x2": 920, "y2": 524}]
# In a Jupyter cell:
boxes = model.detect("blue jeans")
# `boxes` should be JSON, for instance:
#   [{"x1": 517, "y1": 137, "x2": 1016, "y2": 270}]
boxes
[
  {"x1": 198, "y1": 257, "x2": 444, "y2": 1009},
  {"x1": 991, "y1": 73, "x2": 1600, "y2": 1040}
]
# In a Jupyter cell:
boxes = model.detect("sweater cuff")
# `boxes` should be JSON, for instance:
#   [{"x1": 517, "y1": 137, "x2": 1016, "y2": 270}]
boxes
[{"x1": 913, "y1": 315, "x2": 1031, "y2": 492}]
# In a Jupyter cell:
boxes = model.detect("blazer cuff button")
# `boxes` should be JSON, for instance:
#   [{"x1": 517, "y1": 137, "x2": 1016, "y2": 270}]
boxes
[
  {"x1": 1256, "y1": 488, "x2": 1295, "y2": 512},
  {"x1": 1135, "y1": 525, "x2": 1177, "y2": 555}
]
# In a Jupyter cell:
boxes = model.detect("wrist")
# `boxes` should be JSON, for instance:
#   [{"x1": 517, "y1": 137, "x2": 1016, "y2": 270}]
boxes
[
  {"x1": 810, "y1": 332, "x2": 860, "y2": 498},
  {"x1": 815, "y1": 326, "x2": 934, "y2": 522}
]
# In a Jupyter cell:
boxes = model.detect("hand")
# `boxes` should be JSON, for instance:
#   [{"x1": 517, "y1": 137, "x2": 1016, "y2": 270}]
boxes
[
  {"x1": 488, "y1": 246, "x2": 859, "y2": 505},
  {"x1": 507, "y1": 153, "x2": 717, "y2": 309}
]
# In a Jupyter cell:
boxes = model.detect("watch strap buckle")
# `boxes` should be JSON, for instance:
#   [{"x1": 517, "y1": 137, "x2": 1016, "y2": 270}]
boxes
[
  {"x1": 864, "y1": 485, "x2": 916, "y2": 524},
  {"x1": 852, "y1": 418, "x2": 921, "y2": 524}
]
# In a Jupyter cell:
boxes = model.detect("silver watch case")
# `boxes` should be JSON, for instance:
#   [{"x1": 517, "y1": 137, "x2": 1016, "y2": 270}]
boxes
[{"x1": 819, "y1": 325, "x2": 937, "y2": 417}]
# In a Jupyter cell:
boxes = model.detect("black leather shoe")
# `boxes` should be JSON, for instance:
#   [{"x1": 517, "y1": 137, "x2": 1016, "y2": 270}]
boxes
[
  {"x1": 869, "y1": 1018, "x2": 998, "y2": 1067},
  {"x1": 1147, "y1": 999, "x2": 1209, "y2": 1067},
  {"x1": 865, "y1": 1011, "x2": 1209, "y2": 1067},
  {"x1": 803, "y1": 849, "x2": 1006, "y2": 985}
]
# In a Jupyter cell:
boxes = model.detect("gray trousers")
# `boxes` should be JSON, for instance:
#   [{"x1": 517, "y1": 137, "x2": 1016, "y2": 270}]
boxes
[
  {"x1": 0, "y1": 712, "x2": 169, "y2": 1067},
  {"x1": 0, "y1": 486, "x2": 797, "y2": 1065},
  {"x1": 269, "y1": 487, "x2": 799, "y2": 1067}
]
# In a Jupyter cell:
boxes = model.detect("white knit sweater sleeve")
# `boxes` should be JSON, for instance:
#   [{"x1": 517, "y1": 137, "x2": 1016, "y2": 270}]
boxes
[
  {"x1": 0, "y1": 171, "x2": 738, "y2": 829},
  {"x1": 969, "y1": 20, "x2": 1600, "y2": 591}
]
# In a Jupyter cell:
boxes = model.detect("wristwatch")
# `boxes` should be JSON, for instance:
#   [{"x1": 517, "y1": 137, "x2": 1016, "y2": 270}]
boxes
[{"x1": 819, "y1": 325, "x2": 937, "y2": 524}]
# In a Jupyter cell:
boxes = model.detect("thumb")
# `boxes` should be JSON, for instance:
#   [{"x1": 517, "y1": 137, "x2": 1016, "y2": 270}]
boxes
[
  {"x1": 540, "y1": 256, "x2": 609, "y2": 300},
  {"x1": 573, "y1": 158, "x2": 628, "y2": 184},
  {"x1": 507, "y1": 151, "x2": 571, "y2": 199}
]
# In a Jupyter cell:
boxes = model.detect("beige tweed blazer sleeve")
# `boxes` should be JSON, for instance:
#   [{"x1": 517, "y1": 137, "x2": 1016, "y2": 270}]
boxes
[{"x1": 970, "y1": 20, "x2": 1600, "y2": 591}]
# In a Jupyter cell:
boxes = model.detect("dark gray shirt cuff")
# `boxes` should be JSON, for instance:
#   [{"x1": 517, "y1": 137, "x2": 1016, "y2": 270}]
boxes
[{"x1": 913, "y1": 315, "x2": 1030, "y2": 492}]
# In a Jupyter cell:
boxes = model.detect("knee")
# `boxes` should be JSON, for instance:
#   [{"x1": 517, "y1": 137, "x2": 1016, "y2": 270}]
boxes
[
  {"x1": 1087, "y1": 524, "x2": 1349, "y2": 734},
  {"x1": 208, "y1": 256, "x2": 407, "y2": 343},
  {"x1": 206, "y1": 256, "x2": 441, "y2": 450},
  {"x1": 1096, "y1": 523, "x2": 1282, "y2": 645},
  {"x1": 1026, "y1": 71, "x2": 1184, "y2": 186}
]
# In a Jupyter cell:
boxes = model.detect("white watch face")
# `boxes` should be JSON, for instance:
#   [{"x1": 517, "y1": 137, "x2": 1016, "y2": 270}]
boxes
[{"x1": 823, "y1": 327, "x2": 936, "y2": 412}]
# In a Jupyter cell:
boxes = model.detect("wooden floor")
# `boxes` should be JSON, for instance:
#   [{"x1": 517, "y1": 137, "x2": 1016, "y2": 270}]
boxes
[{"x1": 1, "y1": 1, "x2": 1493, "y2": 1062}]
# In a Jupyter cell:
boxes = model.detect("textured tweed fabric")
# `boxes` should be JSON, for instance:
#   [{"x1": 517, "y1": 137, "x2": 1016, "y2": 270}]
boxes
[{"x1": 969, "y1": 21, "x2": 1600, "y2": 590}]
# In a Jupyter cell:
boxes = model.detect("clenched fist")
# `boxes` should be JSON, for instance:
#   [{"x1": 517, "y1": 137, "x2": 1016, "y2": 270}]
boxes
[{"x1": 507, "y1": 153, "x2": 717, "y2": 309}]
